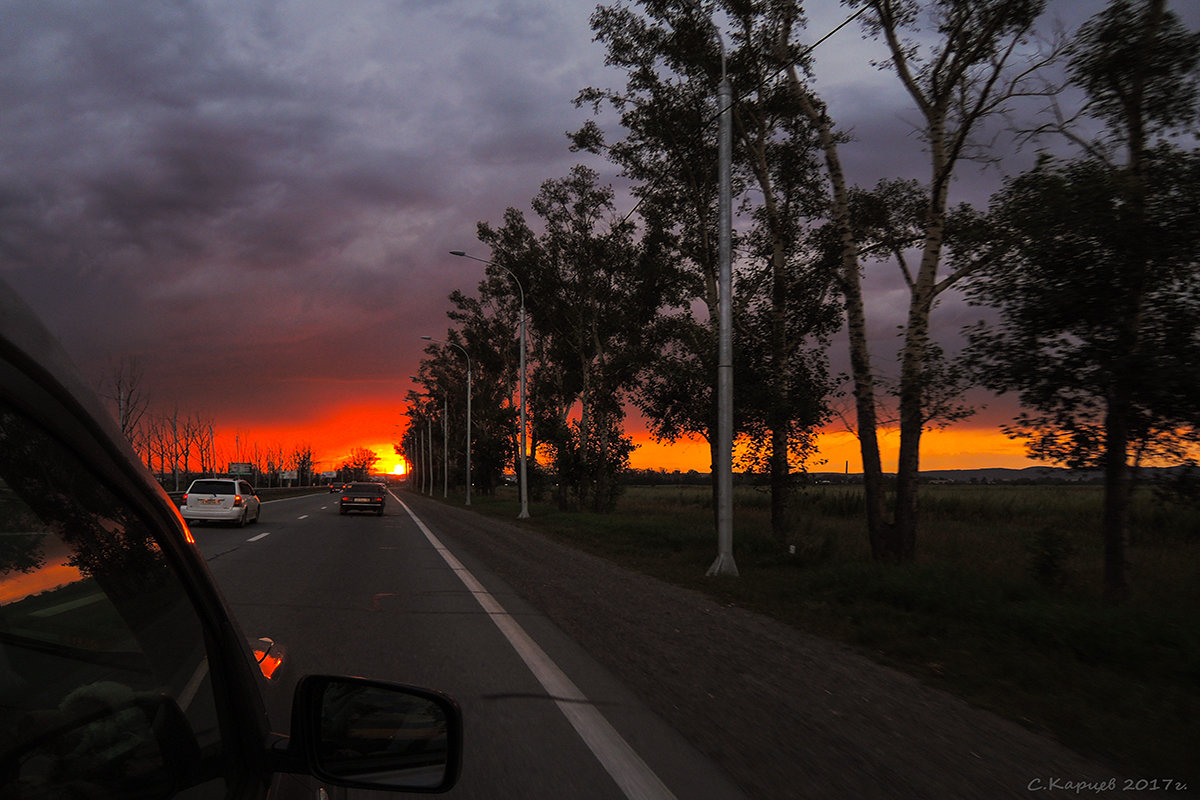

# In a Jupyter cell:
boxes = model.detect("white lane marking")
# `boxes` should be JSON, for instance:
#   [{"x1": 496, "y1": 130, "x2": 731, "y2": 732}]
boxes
[
  {"x1": 297, "y1": 514, "x2": 309, "y2": 520},
  {"x1": 30, "y1": 592, "x2": 106, "y2": 617},
  {"x1": 397, "y1": 497, "x2": 678, "y2": 800},
  {"x1": 246, "y1": 532, "x2": 271, "y2": 542}
]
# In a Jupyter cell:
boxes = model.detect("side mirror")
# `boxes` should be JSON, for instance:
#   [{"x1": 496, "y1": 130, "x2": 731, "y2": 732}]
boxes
[{"x1": 288, "y1": 675, "x2": 462, "y2": 793}]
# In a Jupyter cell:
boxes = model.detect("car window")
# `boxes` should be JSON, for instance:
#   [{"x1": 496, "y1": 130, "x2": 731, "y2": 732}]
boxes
[
  {"x1": 188, "y1": 480, "x2": 233, "y2": 495},
  {"x1": 238, "y1": 482, "x2": 253, "y2": 496},
  {"x1": 0, "y1": 404, "x2": 231, "y2": 799}
]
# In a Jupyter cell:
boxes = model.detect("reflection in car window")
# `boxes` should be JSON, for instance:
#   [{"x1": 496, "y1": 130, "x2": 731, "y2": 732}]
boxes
[
  {"x1": 0, "y1": 405, "x2": 228, "y2": 798},
  {"x1": 188, "y1": 480, "x2": 235, "y2": 495}
]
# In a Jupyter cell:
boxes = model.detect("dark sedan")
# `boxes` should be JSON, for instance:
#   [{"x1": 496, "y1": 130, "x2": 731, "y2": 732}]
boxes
[{"x1": 339, "y1": 482, "x2": 387, "y2": 515}]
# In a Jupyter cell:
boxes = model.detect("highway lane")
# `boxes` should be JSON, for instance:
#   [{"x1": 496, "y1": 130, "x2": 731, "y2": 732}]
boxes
[{"x1": 190, "y1": 490, "x2": 746, "y2": 800}]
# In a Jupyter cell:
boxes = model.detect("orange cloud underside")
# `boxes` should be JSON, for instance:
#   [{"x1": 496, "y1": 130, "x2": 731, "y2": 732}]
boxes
[{"x1": 213, "y1": 400, "x2": 1038, "y2": 478}]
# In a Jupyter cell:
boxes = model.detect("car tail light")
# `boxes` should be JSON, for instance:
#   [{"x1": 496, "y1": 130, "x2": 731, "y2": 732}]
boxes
[
  {"x1": 182, "y1": 493, "x2": 189, "y2": 503},
  {"x1": 233, "y1": 494, "x2": 244, "y2": 507}
]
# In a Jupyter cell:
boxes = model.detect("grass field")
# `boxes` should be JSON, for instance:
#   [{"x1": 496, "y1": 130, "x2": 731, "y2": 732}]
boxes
[{"x1": 451, "y1": 482, "x2": 1200, "y2": 781}]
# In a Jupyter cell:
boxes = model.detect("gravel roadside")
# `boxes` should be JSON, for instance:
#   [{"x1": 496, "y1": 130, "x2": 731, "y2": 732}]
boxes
[{"x1": 401, "y1": 492, "x2": 1188, "y2": 800}]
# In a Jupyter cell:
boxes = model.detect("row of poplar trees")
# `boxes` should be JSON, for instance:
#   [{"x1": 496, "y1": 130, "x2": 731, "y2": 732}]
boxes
[{"x1": 405, "y1": 0, "x2": 1198, "y2": 602}]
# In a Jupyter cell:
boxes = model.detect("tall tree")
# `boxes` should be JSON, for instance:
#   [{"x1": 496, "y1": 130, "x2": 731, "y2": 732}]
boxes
[
  {"x1": 445, "y1": 289, "x2": 521, "y2": 495},
  {"x1": 965, "y1": 0, "x2": 1200, "y2": 600},
  {"x1": 411, "y1": 336, "x2": 475, "y2": 494},
  {"x1": 779, "y1": 0, "x2": 1055, "y2": 561},
  {"x1": 100, "y1": 357, "x2": 150, "y2": 454},
  {"x1": 577, "y1": 1, "x2": 731, "y2": 524},
  {"x1": 581, "y1": 0, "x2": 841, "y2": 541},
  {"x1": 476, "y1": 165, "x2": 662, "y2": 512},
  {"x1": 343, "y1": 447, "x2": 379, "y2": 480},
  {"x1": 725, "y1": 2, "x2": 842, "y2": 542}
]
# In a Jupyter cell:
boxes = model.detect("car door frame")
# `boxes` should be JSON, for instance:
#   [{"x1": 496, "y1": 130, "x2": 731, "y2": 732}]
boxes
[{"x1": 0, "y1": 333, "x2": 276, "y2": 799}]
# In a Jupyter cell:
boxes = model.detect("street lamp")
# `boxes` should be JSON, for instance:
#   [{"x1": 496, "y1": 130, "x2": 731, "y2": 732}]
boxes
[
  {"x1": 410, "y1": 377, "x2": 435, "y2": 496},
  {"x1": 413, "y1": 376, "x2": 450, "y2": 499},
  {"x1": 450, "y1": 249, "x2": 529, "y2": 519},
  {"x1": 421, "y1": 336, "x2": 471, "y2": 506},
  {"x1": 441, "y1": 393, "x2": 448, "y2": 499},
  {"x1": 707, "y1": 21, "x2": 738, "y2": 577}
]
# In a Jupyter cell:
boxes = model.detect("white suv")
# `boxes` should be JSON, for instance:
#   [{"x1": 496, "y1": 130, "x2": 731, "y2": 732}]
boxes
[{"x1": 181, "y1": 478, "x2": 261, "y2": 526}]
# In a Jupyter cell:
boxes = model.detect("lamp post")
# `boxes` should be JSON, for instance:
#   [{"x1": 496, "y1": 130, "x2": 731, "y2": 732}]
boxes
[
  {"x1": 410, "y1": 376, "x2": 435, "y2": 496},
  {"x1": 417, "y1": 413, "x2": 428, "y2": 495},
  {"x1": 450, "y1": 250, "x2": 529, "y2": 519},
  {"x1": 405, "y1": 430, "x2": 418, "y2": 490},
  {"x1": 418, "y1": 423, "x2": 427, "y2": 494},
  {"x1": 413, "y1": 375, "x2": 449, "y2": 498},
  {"x1": 707, "y1": 21, "x2": 738, "y2": 577},
  {"x1": 442, "y1": 393, "x2": 448, "y2": 499},
  {"x1": 421, "y1": 336, "x2": 471, "y2": 506}
]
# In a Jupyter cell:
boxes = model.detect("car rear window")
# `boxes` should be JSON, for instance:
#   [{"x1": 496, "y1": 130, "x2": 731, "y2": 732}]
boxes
[
  {"x1": 347, "y1": 483, "x2": 382, "y2": 492},
  {"x1": 190, "y1": 480, "x2": 236, "y2": 494}
]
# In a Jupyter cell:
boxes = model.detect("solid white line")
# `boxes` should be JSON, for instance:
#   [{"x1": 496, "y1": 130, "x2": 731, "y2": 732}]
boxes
[
  {"x1": 397, "y1": 497, "x2": 677, "y2": 800},
  {"x1": 246, "y1": 532, "x2": 271, "y2": 542}
]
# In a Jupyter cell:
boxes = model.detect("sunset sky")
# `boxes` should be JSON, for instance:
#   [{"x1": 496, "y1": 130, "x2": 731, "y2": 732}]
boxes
[{"x1": 3, "y1": 1, "x2": 1194, "y2": 478}]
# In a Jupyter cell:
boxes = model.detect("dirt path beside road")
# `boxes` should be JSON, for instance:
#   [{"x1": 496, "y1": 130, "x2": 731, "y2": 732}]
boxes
[{"x1": 404, "y1": 492, "x2": 1184, "y2": 799}]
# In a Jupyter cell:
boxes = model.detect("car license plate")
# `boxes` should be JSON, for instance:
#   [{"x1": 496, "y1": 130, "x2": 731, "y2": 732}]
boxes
[
  {"x1": 354, "y1": 498, "x2": 370, "y2": 503},
  {"x1": 202, "y1": 498, "x2": 220, "y2": 504}
]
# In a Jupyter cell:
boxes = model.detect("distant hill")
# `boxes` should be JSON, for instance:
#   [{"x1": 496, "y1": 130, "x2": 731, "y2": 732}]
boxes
[
  {"x1": 624, "y1": 465, "x2": 1192, "y2": 486},
  {"x1": 807, "y1": 465, "x2": 1192, "y2": 484}
]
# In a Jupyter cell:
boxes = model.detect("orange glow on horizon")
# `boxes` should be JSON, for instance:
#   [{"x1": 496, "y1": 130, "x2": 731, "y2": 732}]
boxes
[
  {"x1": 627, "y1": 426, "x2": 1043, "y2": 474},
  {"x1": 201, "y1": 400, "x2": 1042, "y2": 482},
  {"x1": 810, "y1": 427, "x2": 1044, "y2": 473},
  {"x1": 203, "y1": 402, "x2": 404, "y2": 478}
]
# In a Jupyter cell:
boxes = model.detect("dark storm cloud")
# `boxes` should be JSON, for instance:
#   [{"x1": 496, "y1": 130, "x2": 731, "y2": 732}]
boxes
[
  {"x1": 4, "y1": 0, "x2": 1193, "y2": 455},
  {"x1": 0, "y1": 0, "x2": 613, "y2": 430}
]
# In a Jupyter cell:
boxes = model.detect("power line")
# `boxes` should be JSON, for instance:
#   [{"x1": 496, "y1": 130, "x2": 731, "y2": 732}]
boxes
[
  {"x1": 713, "y1": 5, "x2": 870, "y2": 128},
  {"x1": 619, "y1": 5, "x2": 870, "y2": 224}
]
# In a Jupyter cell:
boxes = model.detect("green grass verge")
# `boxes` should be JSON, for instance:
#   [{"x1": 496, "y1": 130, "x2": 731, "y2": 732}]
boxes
[{"x1": 441, "y1": 483, "x2": 1200, "y2": 781}]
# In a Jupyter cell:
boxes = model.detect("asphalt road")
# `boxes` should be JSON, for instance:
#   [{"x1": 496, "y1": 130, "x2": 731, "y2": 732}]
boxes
[{"x1": 192, "y1": 490, "x2": 746, "y2": 800}]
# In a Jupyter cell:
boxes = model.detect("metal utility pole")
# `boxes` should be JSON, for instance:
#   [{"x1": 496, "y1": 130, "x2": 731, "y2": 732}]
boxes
[
  {"x1": 422, "y1": 336, "x2": 471, "y2": 505},
  {"x1": 410, "y1": 376, "x2": 435, "y2": 496},
  {"x1": 426, "y1": 415, "x2": 433, "y2": 496},
  {"x1": 443, "y1": 394, "x2": 449, "y2": 499},
  {"x1": 707, "y1": 25, "x2": 738, "y2": 578}
]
